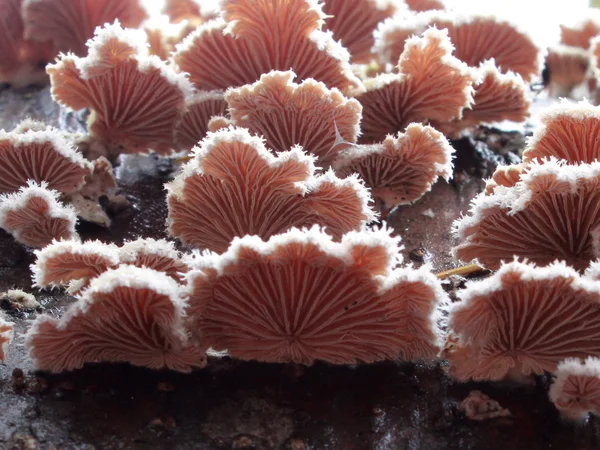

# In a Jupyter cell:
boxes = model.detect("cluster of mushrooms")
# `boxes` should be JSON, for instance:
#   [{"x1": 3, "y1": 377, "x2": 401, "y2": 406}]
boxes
[{"x1": 2, "y1": 0, "x2": 600, "y2": 423}]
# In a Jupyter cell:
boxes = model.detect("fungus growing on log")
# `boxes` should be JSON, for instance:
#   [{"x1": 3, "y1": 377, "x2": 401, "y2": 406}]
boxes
[
  {"x1": 186, "y1": 225, "x2": 447, "y2": 365},
  {"x1": 454, "y1": 160, "x2": 600, "y2": 271},
  {"x1": 174, "y1": 91, "x2": 228, "y2": 151},
  {"x1": 333, "y1": 123, "x2": 453, "y2": 214},
  {"x1": 432, "y1": 61, "x2": 530, "y2": 138},
  {"x1": 0, "y1": 120, "x2": 92, "y2": 194},
  {"x1": 0, "y1": 182, "x2": 78, "y2": 248},
  {"x1": 48, "y1": 22, "x2": 193, "y2": 159},
  {"x1": 22, "y1": 0, "x2": 148, "y2": 57},
  {"x1": 545, "y1": 46, "x2": 590, "y2": 98},
  {"x1": 218, "y1": 70, "x2": 362, "y2": 167},
  {"x1": 442, "y1": 260, "x2": 600, "y2": 383},
  {"x1": 173, "y1": 0, "x2": 362, "y2": 94},
  {"x1": 356, "y1": 27, "x2": 476, "y2": 144},
  {"x1": 0, "y1": 314, "x2": 14, "y2": 362},
  {"x1": 167, "y1": 127, "x2": 374, "y2": 253},
  {"x1": 375, "y1": 12, "x2": 541, "y2": 82},
  {"x1": 321, "y1": 0, "x2": 400, "y2": 63},
  {"x1": 549, "y1": 357, "x2": 600, "y2": 422},
  {"x1": 26, "y1": 265, "x2": 206, "y2": 373},
  {"x1": 32, "y1": 239, "x2": 120, "y2": 293}
]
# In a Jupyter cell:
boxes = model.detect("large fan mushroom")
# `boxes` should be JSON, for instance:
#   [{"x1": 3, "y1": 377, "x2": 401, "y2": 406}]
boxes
[
  {"x1": 442, "y1": 260, "x2": 600, "y2": 383},
  {"x1": 186, "y1": 225, "x2": 448, "y2": 365}
]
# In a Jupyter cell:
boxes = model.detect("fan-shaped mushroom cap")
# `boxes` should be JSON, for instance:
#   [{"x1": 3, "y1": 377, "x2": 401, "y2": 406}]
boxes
[
  {"x1": 119, "y1": 238, "x2": 190, "y2": 283},
  {"x1": 442, "y1": 260, "x2": 600, "y2": 382},
  {"x1": 186, "y1": 225, "x2": 448, "y2": 364},
  {"x1": 483, "y1": 163, "x2": 525, "y2": 195},
  {"x1": 333, "y1": 123, "x2": 454, "y2": 213},
  {"x1": 174, "y1": 90, "x2": 228, "y2": 151},
  {"x1": 22, "y1": 0, "x2": 147, "y2": 57},
  {"x1": 26, "y1": 265, "x2": 206, "y2": 373},
  {"x1": 0, "y1": 0, "x2": 54, "y2": 86},
  {"x1": 375, "y1": 12, "x2": 542, "y2": 82},
  {"x1": 0, "y1": 120, "x2": 92, "y2": 194},
  {"x1": 405, "y1": 0, "x2": 445, "y2": 11},
  {"x1": 321, "y1": 0, "x2": 400, "y2": 63},
  {"x1": 454, "y1": 160, "x2": 600, "y2": 271},
  {"x1": 560, "y1": 13, "x2": 600, "y2": 50},
  {"x1": 0, "y1": 182, "x2": 78, "y2": 248},
  {"x1": 48, "y1": 22, "x2": 193, "y2": 157},
  {"x1": 356, "y1": 27, "x2": 476, "y2": 144},
  {"x1": 32, "y1": 239, "x2": 120, "y2": 293},
  {"x1": 545, "y1": 45, "x2": 590, "y2": 98},
  {"x1": 0, "y1": 313, "x2": 14, "y2": 362},
  {"x1": 549, "y1": 357, "x2": 600, "y2": 422},
  {"x1": 433, "y1": 60, "x2": 530, "y2": 138},
  {"x1": 167, "y1": 127, "x2": 374, "y2": 253},
  {"x1": 223, "y1": 70, "x2": 363, "y2": 167},
  {"x1": 173, "y1": 0, "x2": 362, "y2": 94},
  {"x1": 523, "y1": 100, "x2": 600, "y2": 165}
]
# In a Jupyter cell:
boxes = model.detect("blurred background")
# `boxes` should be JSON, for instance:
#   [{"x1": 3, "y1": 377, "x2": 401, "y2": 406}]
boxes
[{"x1": 142, "y1": 0, "x2": 592, "y2": 48}]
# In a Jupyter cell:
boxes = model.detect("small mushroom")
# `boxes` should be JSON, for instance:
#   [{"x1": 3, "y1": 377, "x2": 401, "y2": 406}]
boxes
[
  {"x1": 166, "y1": 127, "x2": 374, "y2": 252},
  {"x1": 549, "y1": 357, "x2": 600, "y2": 422},
  {"x1": 221, "y1": 70, "x2": 363, "y2": 167},
  {"x1": 174, "y1": 90, "x2": 228, "y2": 151},
  {"x1": 26, "y1": 265, "x2": 206, "y2": 373},
  {"x1": 333, "y1": 123, "x2": 454, "y2": 215},
  {"x1": 48, "y1": 21, "x2": 193, "y2": 159},
  {"x1": 356, "y1": 27, "x2": 477, "y2": 144},
  {"x1": 0, "y1": 313, "x2": 14, "y2": 362},
  {"x1": 0, "y1": 181, "x2": 78, "y2": 248}
]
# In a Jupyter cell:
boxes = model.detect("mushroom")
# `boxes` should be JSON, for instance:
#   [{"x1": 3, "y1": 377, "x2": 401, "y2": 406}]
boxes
[
  {"x1": 374, "y1": 11, "x2": 541, "y2": 82},
  {"x1": 321, "y1": 0, "x2": 400, "y2": 63},
  {"x1": 549, "y1": 357, "x2": 600, "y2": 422},
  {"x1": 26, "y1": 265, "x2": 206, "y2": 373},
  {"x1": 166, "y1": 127, "x2": 374, "y2": 253},
  {"x1": 405, "y1": 0, "x2": 445, "y2": 11},
  {"x1": 544, "y1": 46, "x2": 591, "y2": 98},
  {"x1": 432, "y1": 60, "x2": 530, "y2": 138},
  {"x1": 173, "y1": 0, "x2": 362, "y2": 94},
  {"x1": 522, "y1": 100, "x2": 600, "y2": 165},
  {"x1": 215, "y1": 70, "x2": 362, "y2": 168},
  {"x1": 0, "y1": 313, "x2": 14, "y2": 362},
  {"x1": 118, "y1": 238, "x2": 190, "y2": 283},
  {"x1": 174, "y1": 90, "x2": 228, "y2": 151},
  {"x1": 32, "y1": 239, "x2": 120, "y2": 293},
  {"x1": 356, "y1": 27, "x2": 477, "y2": 144},
  {"x1": 560, "y1": 13, "x2": 600, "y2": 50},
  {"x1": 0, "y1": 0, "x2": 55, "y2": 86},
  {"x1": 454, "y1": 160, "x2": 600, "y2": 271},
  {"x1": 186, "y1": 225, "x2": 448, "y2": 365},
  {"x1": 0, "y1": 120, "x2": 92, "y2": 194},
  {"x1": 442, "y1": 260, "x2": 600, "y2": 383},
  {"x1": 32, "y1": 237, "x2": 190, "y2": 293},
  {"x1": 22, "y1": 0, "x2": 148, "y2": 57},
  {"x1": 48, "y1": 21, "x2": 193, "y2": 160},
  {"x1": 333, "y1": 123, "x2": 454, "y2": 215},
  {"x1": 0, "y1": 181, "x2": 78, "y2": 248}
]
